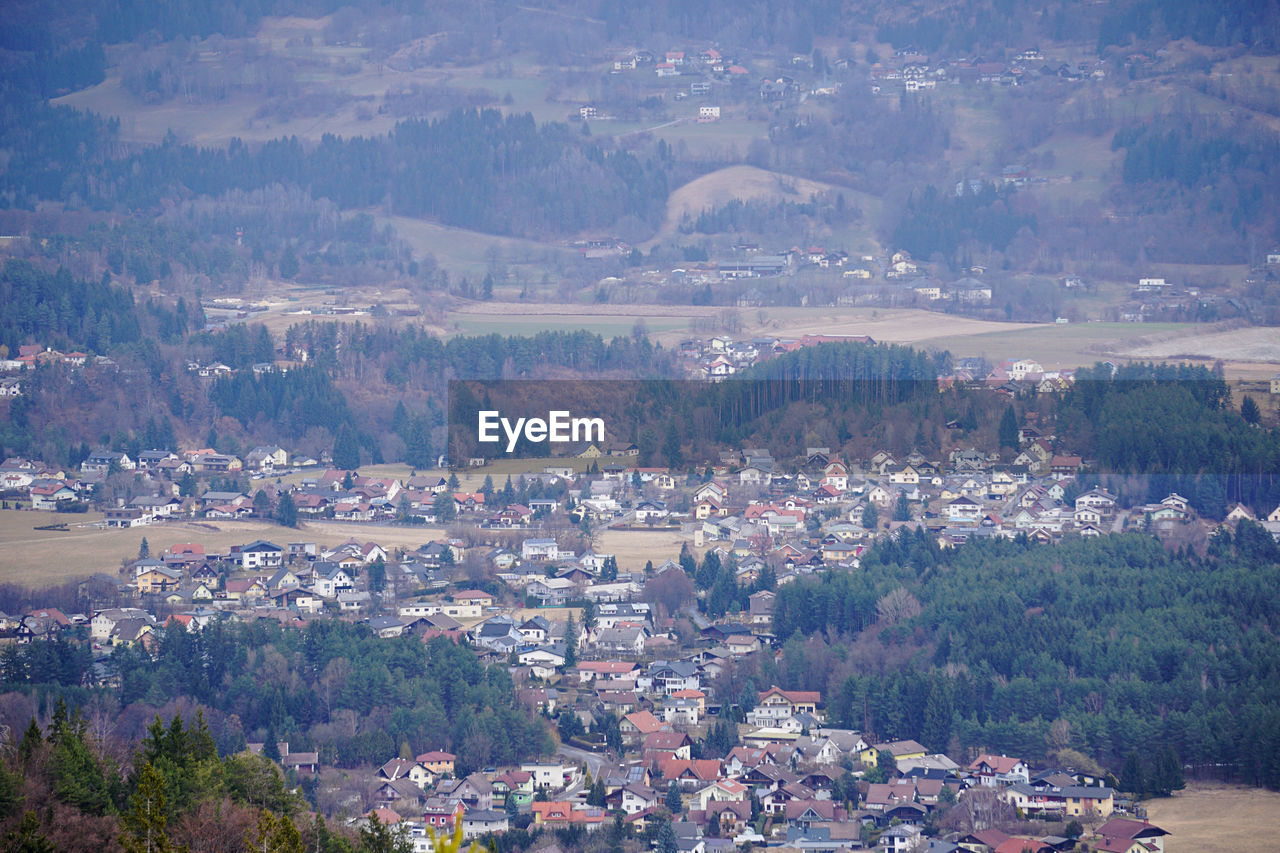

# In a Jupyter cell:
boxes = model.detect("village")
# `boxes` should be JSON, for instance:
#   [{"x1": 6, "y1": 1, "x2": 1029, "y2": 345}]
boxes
[{"x1": 8, "y1": 363, "x2": 1275, "y2": 850}]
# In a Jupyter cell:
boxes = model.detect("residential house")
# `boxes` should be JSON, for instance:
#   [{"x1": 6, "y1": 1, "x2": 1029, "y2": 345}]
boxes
[
  {"x1": 1094, "y1": 819, "x2": 1169, "y2": 853},
  {"x1": 968, "y1": 754, "x2": 1029, "y2": 787},
  {"x1": 237, "y1": 540, "x2": 283, "y2": 570},
  {"x1": 749, "y1": 686, "x2": 820, "y2": 725},
  {"x1": 999, "y1": 782, "x2": 1114, "y2": 818}
]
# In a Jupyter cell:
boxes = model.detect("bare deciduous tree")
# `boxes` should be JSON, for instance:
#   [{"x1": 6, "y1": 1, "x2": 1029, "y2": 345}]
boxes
[{"x1": 876, "y1": 587, "x2": 922, "y2": 625}]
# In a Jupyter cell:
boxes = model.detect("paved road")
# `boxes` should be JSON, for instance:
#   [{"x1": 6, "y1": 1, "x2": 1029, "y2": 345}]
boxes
[{"x1": 558, "y1": 743, "x2": 608, "y2": 784}]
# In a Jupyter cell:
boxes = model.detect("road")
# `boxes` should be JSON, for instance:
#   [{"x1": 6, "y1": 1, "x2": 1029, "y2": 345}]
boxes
[{"x1": 557, "y1": 743, "x2": 608, "y2": 787}]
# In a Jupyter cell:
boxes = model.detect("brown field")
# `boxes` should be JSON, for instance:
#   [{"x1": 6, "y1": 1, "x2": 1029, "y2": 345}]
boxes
[
  {"x1": 0, "y1": 509, "x2": 452, "y2": 587},
  {"x1": 1144, "y1": 782, "x2": 1280, "y2": 853},
  {"x1": 596, "y1": 528, "x2": 691, "y2": 572},
  {"x1": 0, "y1": 498, "x2": 695, "y2": 588},
  {"x1": 1108, "y1": 325, "x2": 1280, "y2": 365}
]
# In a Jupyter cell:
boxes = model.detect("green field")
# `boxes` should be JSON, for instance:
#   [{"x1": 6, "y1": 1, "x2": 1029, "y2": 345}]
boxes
[{"x1": 380, "y1": 215, "x2": 574, "y2": 278}]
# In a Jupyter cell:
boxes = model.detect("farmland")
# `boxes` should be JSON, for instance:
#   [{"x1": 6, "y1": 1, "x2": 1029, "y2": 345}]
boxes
[{"x1": 1145, "y1": 782, "x2": 1280, "y2": 853}]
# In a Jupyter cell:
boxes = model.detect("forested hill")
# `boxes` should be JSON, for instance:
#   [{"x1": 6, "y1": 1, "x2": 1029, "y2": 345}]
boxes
[
  {"x1": 2, "y1": 107, "x2": 671, "y2": 240},
  {"x1": 1054, "y1": 364, "x2": 1280, "y2": 517},
  {"x1": 768, "y1": 527, "x2": 1280, "y2": 789}
]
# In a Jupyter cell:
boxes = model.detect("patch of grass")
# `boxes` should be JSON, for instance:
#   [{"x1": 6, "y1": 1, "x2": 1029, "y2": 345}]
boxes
[
  {"x1": 380, "y1": 215, "x2": 572, "y2": 277},
  {"x1": 1144, "y1": 782, "x2": 1280, "y2": 853}
]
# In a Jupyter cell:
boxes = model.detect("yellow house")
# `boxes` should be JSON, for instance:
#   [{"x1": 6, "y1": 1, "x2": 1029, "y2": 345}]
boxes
[
  {"x1": 999, "y1": 783, "x2": 1113, "y2": 818},
  {"x1": 415, "y1": 750, "x2": 456, "y2": 776},
  {"x1": 136, "y1": 566, "x2": 181, "y2": 594},
  {"x1": 578, "y1": 444, "x2": 603, "y2": 458},
  {"x1": 694, "y1": 499, "x2": 722, "y2": 519}
]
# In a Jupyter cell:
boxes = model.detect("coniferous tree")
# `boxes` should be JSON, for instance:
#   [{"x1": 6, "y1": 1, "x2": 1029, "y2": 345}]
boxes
[
  {"x1": 18, "y1": 718, "x2": 42, "y2": 765},
  {"x1": 998, "y1": 404, "x2": 1019, "y2": 449},
  {"x1": 1241, "y1": 395, "x2": 1261, "y2": 424},
  {"x1": 4, "y1": 812, "x2": 55, "y2": 853},
  {"x1": 275, "y1": 492, "x2": 298, "y2": 528},
  {"x1": 1120, "y1": 749, "x2": 1146, "y2": 798},
  {"x1": 432, "y1": 491, "x2": 457, "y2": 522},
  {"x1": 252, "y1": 810, "x2": 305, "y2": 853},
  {"x1": 564, "y1": 615, "x2": 578, "y2": 668},
  {"x1": 665, "y1": 781, "x2": 682, "y2": 814},
  {"x1": 119, "y1": 762, "x2": 175, "y2": 853},
  {"x1": 332, "y1": 425, "x2": 361, "y2": 471},
  {"x1": 1151, "y1": 745, "x2": 1185, "y2": 796}
]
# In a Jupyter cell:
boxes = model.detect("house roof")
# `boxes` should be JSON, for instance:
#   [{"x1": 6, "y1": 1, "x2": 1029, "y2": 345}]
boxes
[
  {"x1": 624, "y1": 711, "x2": 666, "y2": 734},
  {"x1": 970, "y1": 754, "x2": 1023, "y2": 774},
  {"x1": 994, "y1": 840, "x2": 1053, "y2": 853},
  {"x1": 1097, "y1": 818, "x2": 1169, "y2": 840}
]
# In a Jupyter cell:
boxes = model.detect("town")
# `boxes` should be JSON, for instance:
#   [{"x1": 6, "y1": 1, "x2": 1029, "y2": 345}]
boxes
[{"x1": 6, "y1": 360, "x2": 1276, "y2": 850}]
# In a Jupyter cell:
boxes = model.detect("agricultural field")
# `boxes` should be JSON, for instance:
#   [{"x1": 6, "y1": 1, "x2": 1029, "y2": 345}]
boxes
[
  {"x1": 380, "y1": 215, "x2": 575, "y2": 279},
  {"x1": 0, "y1": 508, "x2": 461, "y2": 587},
  {"x1": 597, "y1": 527, "x2": 694, "y2": 572},
  {"x1": 1144, "y1": 782, "x2": 1280, "y2": 853},
  {"x1": 0, "y1": 500, "x2": 694, "y2": 588}
]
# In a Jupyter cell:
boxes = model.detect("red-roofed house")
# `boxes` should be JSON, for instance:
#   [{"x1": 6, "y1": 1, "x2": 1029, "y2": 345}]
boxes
[
  {"x1": 968, "y1": 754, "x2": 1029, "y2": 787},
  {"x1": 659, "y1": 758, "x2": 722, "y2": 789},
  {"x1": 750, "y1": 686, "x2": 820, "y2": 724},
  {"x1": 621, "y1": 710, "x2": 668, "y2": 743},
  {"x1": 694, "y1": 779, "x2": 748, "y2": 810},
  {"x1": 957, "y1": 829, "x2": 1011, "y2": 851},
  {"x1": 1095, "y1": 818, "x2": 1169, "y2": 853},
  {"x1": 988, "y1": 835, "x2": 1049, "y2": 850},
  {"x1": 577, "y1": 660, "x2": 638, "y2": 682},
  {"x1": 531, "y1": 802, "x2": 606, "y2": 828},
  {"x1": 643, "y1": 731, "x2": 693, "y2": 760},
  {"x1": 368, "y1": 807, "x2": 402, "y2": 825},
  {"x1": 994, "y1": 840, "x2": 1053, "y2": 853},
  {"x1": 416, "y1": 751, "x2": 456, "y2": 776}
]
